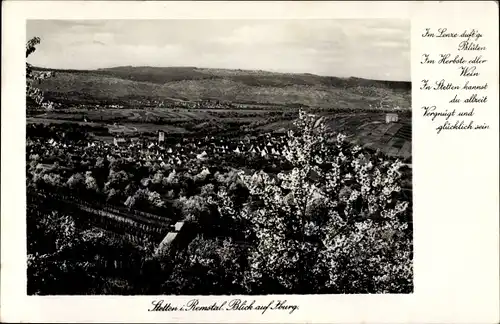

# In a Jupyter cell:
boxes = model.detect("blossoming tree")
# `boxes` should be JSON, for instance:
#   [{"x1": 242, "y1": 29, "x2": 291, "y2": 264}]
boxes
[
  {"x1": 26, "y1": 37, "x2": 54, "y2": 110},
  {"x1": 216, "y1": 110, "x2": 413, "y2": 293}
]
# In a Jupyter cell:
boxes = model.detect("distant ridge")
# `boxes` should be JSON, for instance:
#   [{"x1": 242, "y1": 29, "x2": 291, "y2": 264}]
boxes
[
  {"x1": 34, "y1": 65, "x2": 411, "y2": 89},
  {"x1": 32, "y1": 65, "x2": 412, "y2": 109}
]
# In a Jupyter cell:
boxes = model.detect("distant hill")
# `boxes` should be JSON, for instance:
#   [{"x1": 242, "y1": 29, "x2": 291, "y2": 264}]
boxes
[{"x1": 33, "y1": 66, "x2": 412, "y2": 109}]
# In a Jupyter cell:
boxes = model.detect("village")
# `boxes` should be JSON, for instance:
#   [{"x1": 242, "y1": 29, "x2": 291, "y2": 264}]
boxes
[{"x1": 26, "y1": 108, "x2": 411, "y2": 259}]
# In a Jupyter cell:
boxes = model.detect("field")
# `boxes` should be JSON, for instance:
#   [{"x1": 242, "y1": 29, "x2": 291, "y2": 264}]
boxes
[
  {"x1": 28, "y1": 66, "x2": 412, "y2": 156},
  {"x1": 35, "y1": 66, "x2": 411, "y2": 110},
  {"x1": 29, "y1": 108, "x2": 285, "y2": 122},
  {"x1": 325, "y1": 112, "x2": 412, "y2": 158},
  {"x1": 28, "y1": 107, "x2": 412, "y2": 159}
]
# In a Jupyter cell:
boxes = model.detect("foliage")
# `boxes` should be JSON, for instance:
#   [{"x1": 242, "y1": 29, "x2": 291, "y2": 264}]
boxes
[
  {"x1": 215, "y1": 110, "x2": 412, "y2": 293},
  {"x1": 26, "y1": 107, "x2": 412, "y2": 294},
  {"x1": 27, "y1": 209, "x2": 96, "y2": 295},
  {"x1": 160, "y1": 235, "x2": 248, "y2": 295},
  {"x1": 26, "y1": 37, "x2": 54, "y2": 110}
]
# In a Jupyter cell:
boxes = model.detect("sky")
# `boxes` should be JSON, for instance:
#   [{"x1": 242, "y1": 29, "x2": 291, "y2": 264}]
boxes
[{"x1": 27, "y1": 19, "x2": 410, "y2": 81}]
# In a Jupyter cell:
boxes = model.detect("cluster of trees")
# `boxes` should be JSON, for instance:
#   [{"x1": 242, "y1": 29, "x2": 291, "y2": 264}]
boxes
[
  {"x1": 27, "y1": 37, "x2": 413, "y2": 295},
  {"x1": 27, "y1": 109, "x2": 413, "y2": 295},
  {"x1": 167, "y1": 111, "x2": 412, "y2": 294},
  {"x1": 208, "y1": 111, "x2": 412, "y2": 293},
  {"x1": 27, "y1": 202, "x2": 154, "y2": 295},
  {"x1": 27, "y1": 138, "x2": 249, "y2": 221},
  {"x1": 26, "y1": 37, "x2": 55, "y2": 110}
]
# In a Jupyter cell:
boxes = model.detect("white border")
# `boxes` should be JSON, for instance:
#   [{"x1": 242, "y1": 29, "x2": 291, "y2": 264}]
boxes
[{"x1": 2, "y1": 1, "x2": 499, "y2": 323}]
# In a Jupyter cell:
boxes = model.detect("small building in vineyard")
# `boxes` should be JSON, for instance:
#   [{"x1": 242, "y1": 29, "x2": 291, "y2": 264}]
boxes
[
  {"x1": 113, "y1": 137, "x2": 126, "y2": 146},
  {"x1": 385, "y1": 113, "x2": 399, "y2": 123}
]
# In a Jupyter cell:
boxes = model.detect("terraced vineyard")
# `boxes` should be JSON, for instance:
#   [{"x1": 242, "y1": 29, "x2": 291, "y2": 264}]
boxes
[
  {"x1": 322, "y1": 112, "x2": 411, "y2": 159},
  {"x1": 28, "y1": 191, "x2": 176, "y2": 245}
]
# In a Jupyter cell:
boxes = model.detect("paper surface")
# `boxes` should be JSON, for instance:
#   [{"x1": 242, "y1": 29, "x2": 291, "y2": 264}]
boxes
[{"x1": 1, "y1": 1, "x2": 499, "y2": 323}]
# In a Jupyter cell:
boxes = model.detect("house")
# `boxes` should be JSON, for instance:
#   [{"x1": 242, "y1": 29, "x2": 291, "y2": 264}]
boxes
[
  {"x1": 196, "y1": 151, "x2": 208, "y2": 160},
  {"x1": 155, "y1": 221, "x2": 195, "y2": 256},
  {"x1": 386, "y1": 113, "x2": 399, "y2": 123},
  {"x1": 174, "y1": 221, "x2": 184, "y2": 232},
  {"x1": 156, "y1": 232, "x2": 178, "y2": 255},
  {"x1": 113, "y1": 137, "x2": 126, "y2": 146}
]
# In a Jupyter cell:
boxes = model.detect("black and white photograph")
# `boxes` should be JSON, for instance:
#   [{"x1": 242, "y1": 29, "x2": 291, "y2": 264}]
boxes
[{"x1": 26, "y1": 19, "x2": 413, "y2": 296}]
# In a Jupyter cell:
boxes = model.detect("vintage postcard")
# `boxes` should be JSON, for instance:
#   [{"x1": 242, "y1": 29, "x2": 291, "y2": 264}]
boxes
[{"x1": 1, "y1": 1, "x2": 498, "y2": 323}]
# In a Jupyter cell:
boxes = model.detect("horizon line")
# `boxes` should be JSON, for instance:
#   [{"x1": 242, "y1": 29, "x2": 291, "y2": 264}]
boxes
[{"x1": 31, "y1": 64, "x2": 412, "y2": 83}]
